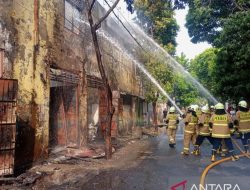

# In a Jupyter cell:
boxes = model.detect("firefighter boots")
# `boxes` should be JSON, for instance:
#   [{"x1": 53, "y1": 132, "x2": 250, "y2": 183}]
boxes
[
  {"x1": 244, "y1": 145, "x2": 249, "y2": 154},
  {"x1": 192, "y1": 145, "x2": 200, "y2": 156},
  {"x1": 211, "y1": 150, "x2": 216, "y2": 162}
]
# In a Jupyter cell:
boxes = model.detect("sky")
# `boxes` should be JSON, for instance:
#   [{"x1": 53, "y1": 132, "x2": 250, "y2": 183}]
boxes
[
  {"x1": 175, "y1": 8, "x2": 211, "y2": 60},
  {"x1": 101, "y1": 0, "x2": 211, "y2": 60}
]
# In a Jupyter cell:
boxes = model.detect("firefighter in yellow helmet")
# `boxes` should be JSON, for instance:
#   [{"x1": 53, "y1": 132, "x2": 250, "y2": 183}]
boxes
[
  {"x1": 234, "y1": 100, "x2": 250, "y2": 153},
  {"x1": 193, "y1": 106, "x2": 214, "y2": 155},
  {"x1": 181, "y1": 105, "x2": 198, "y2": 155},
  {"x1": 209, "y1": 103, "x2": 239, "y2": 162},
  {"x1": 165, "y1": 106, "x2": 179, "y2": 148}
]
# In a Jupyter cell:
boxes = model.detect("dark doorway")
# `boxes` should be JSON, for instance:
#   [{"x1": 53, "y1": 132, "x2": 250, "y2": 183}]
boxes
[{"x1": 49, "y1": 68, "x2": 79, "y2": 150}]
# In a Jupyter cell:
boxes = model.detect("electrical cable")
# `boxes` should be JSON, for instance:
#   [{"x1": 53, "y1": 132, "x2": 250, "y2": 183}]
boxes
[
  {"x1": 13, "y1": 0, "x2": 137, "y2": 72},
  {"x1": 103, "y1": 0, "x2": 145, "y2": 51}
]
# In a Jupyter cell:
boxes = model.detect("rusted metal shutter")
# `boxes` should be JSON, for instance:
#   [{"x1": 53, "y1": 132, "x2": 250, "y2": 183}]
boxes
[
  {"x1": 87, "y1": 75, "x2": 104, "y2": 89},
  {"x1": 0, "y1": 79, "x2": 18, "y2": 176},
  {"x1": 49, "y1": 68, "x2": 80, "y2": 147},
  {"x1": 50, "y1": 68, "x2": 80, "y2": 85}
]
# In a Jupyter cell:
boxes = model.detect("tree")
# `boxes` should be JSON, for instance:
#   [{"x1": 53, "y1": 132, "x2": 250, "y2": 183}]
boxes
[
  {"x1": 189, "y1": 48, "x2": 218, "y2": 95},
  {"x1": 173, "y1": 54, "x2": 201, "y2": 106},
  {"x1": 182, "y1": 0, "x2": 250, "y2": 102},
  {"x1": 139, "y1": 52, "x2": 174, "y2": 128},
  {"x1": 173, "y1": 74, "x2": 200, "y2": 106},
  {"x1": 86, "y1": 0, "x2": 132, "y2": 159},
  {"x1": 176, "y1": 52, "x2": 190, "y2": 70},
  {"x1": 134, "y1": 0, "x2": 179, "y2": 54},
  {"x1": 214, "y1": 11, "x2": 250, "y2": 102},
  {"x1": 184, "y1": 0, "x2": 250, "y2": 44}
]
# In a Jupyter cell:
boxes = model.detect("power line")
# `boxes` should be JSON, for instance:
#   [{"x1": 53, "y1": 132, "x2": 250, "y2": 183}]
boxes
[
  {"x1": 11, "y1": 0, "x2": 142, "y2": 78},
  {"x1": 103, "y1": 0, "x2": 145, "y2": 51}
]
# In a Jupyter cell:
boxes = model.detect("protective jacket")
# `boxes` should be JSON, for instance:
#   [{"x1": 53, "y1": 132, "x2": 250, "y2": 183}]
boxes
[
  {"x1": 235, "y1": 110, "x2": 250, "y2": 133},
  {"x1": 166, "y1": 113, "x2": 179, "y2": 129},
  {"x1": 198, "y1": 113, "x2": 210, "y2": 136},
  {"x1": 196, "y1": 110, "x2": 202, "y2": 118},
  {"x1": 210, "y1": 114, "x2": 231, "y2": 138},
  {"x1": 184, "y1": 112, "x2": 198, "y2": 134}
]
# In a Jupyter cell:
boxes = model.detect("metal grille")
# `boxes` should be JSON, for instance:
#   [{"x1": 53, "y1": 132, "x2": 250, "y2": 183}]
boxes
[
  {"x1": 87, "y1": 75, "x2": 104, "y2": 89},
  {"x1": 0, "y1": 79, "x2": 18, "y2": 176},
  {"x1": 50, "y1": 68, "x2": 80, "y2": 84},
  {"x1": 49, "y1": 69, "x2": 79, "y2": 148}
]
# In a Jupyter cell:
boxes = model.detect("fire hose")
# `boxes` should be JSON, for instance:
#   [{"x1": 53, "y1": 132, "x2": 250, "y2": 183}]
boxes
[{"x1": 199, "y1": 137, "x2": 250, "y2": 189}]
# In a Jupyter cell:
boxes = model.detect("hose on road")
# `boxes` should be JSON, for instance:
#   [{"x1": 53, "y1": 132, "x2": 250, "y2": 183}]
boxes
[
  {"x1": 231, "y1": 137, "x2": 250, "y2": 159},
  {"x1": 200, "y1": 138, "x2": 249, "y2": 189}
]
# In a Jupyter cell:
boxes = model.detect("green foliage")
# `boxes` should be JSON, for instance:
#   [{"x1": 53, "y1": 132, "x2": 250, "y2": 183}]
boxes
[
  {"x1": 175, "y1": 52, "x2": 190, "y2": 70},
  {"x1": 184, "y1": 0, "x2": 250, "y2": 44},
  {"x1": 190, "y1": 48, "x2": 218, "y2": 95},
  {"x1": 173, "y1": 54, "x2": 201, "y2": 106},
  {"x1": 182, "y1": 0, "x2": 250, "y2": 102},
  {"x1": 214, "y1": 11, "x2": 250, "y2": 101},
  {"x1": 173, "y1": 74, "x2": 200, "y2": 106},
  {"x1": 134, "y1": 0, "x2": 179, "y2": 54},
  {"x1": 142, "y1": 53, "x2": 174, "y2": 102}
]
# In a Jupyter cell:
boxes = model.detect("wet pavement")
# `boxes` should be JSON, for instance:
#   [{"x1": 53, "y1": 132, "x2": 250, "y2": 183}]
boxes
[{"x1": 81, "y1": 129, "x2": 250, "y2": 190}]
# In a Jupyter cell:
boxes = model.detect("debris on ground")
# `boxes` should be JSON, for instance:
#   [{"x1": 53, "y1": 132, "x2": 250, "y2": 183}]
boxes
[
  {"x1": 141, "y1": 127, "x2": 158, "y2": 137},
  {"x1": 16, "y1": 171, "x2": 47, "y2": 186}
]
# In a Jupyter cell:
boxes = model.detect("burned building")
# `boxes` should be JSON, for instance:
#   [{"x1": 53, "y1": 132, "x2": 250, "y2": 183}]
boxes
[{"x1": 0, "y1": 0, "x2": 146, "y2": 176}]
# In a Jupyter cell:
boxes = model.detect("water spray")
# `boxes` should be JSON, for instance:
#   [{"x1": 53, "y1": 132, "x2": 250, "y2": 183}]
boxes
[
  {"x1": 79, "y1": 1, "x2": 219, "y2": 105},
  {"x1": 99, "y1": 29, "x2": 183, "y2": 114},
  {"x1": 130, "y1": 24, "x2": 218, "y2": 104},
  {"x1": 133, "y1": 60, "x2": 183, "y2": 115},
  {"x1": 77, "y1": 18, "x2": 183, "y2": 115}
]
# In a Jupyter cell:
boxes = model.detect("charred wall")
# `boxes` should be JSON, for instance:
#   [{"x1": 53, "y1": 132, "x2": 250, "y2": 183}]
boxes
[
  {"x1": 0, "y1": 0, "x2": 88, "y2": 171},
  {"x1": 0, "y1": 0, "x2": 146, "y2": 172}
]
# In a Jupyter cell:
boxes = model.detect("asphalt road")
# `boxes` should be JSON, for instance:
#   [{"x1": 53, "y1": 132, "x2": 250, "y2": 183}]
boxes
[{"x1": 82, "y1": 128, "x2": 250, "y2": 190}]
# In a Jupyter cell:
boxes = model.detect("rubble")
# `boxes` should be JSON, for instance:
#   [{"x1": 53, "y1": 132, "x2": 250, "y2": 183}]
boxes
[{"x1": 141, "y1": 127, "x2": 158, "y2": 137}]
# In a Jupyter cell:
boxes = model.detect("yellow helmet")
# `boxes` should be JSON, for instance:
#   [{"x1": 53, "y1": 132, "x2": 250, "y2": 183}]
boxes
[
  {"x1": 189, "y1": 105, "x2": 197, "y2": 112},
  {"x1": 201, "y1": 106, "x2": 209, "y2": 113},
  {"x1": 238, "y1": 100, "x2": 247, "y2": 108},
  {"x1": 193, "y1": 105, "x2": 199, "y2": 112},
  {"x1": 215, "y1": 103, "x2": 224, "y2": 110},
  {"x1": 169, "y1": 106, "x2": 175, "y2": 113}
]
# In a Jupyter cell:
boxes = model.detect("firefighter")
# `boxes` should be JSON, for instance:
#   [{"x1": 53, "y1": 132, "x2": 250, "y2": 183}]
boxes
[
  {"x1": 219, "y1": 140, "x2": 228, "y2": 157},
  {"x1": 234, "y1": 100, "x2": 250, "y2": 153},
  {"x1": 209, "y1": 103, "x2": 239, "y2": 162},
  {"x1": 193, "y1": 106, "x2": 213, "y2": 155},
  {"x1": 196, "y1": 105, "x2": 202, "y2": 118},
  {"x1": 210, "y1": 105, "x2": 215, "y2": 115},
  {"x1": 165, "y1": 106, "x2": 179, "y2": 148},
  {"x1": 210, "y1": 104, "x2": 228, "y2": 157},
  {"x1": 181, "y1": 105, "x2": 198, "y2": 155}
]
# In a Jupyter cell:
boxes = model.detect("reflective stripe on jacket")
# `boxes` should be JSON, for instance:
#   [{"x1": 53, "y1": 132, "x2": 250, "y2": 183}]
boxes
[
  {"x1": 210, "y1": 114, "x2": 231, "y2": 138},
  {"x1": 166, "y1": 113, "x2": 178, "y2": 129},
  {"x1": 184, "y1": 112, "x2": 197, "y2": 134},
  {"x1": 235, "y1": 111, "x2": 250, "y2": 133},
  {"x1": 198, "y1": 113, "x2": 211, "y2": 136}
]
